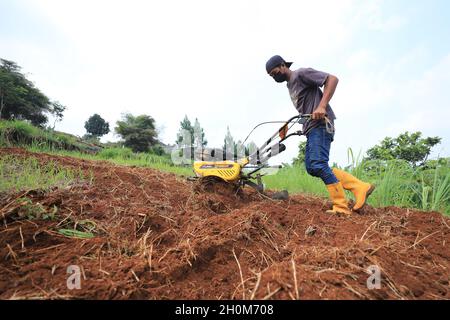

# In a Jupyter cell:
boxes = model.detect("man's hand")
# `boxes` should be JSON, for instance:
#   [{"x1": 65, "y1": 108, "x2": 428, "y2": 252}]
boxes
[{"x1": 312, "y1": 104, "x2": 327, "y2": 120}]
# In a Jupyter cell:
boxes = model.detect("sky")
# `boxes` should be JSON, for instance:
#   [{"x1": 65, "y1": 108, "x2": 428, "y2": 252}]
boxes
[{"x1": 1, "y1": 0, "x2": 450, "y2": 167}]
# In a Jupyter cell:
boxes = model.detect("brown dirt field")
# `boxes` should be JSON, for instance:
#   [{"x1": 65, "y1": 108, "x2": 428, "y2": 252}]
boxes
[{"x1": 0, "y1": 147, "x2": 449, "y2": 300}]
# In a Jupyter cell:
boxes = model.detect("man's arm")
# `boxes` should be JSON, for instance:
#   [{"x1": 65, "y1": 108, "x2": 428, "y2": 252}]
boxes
[{"x1": 312, "y1": 74, "x2": 339, "y2": 120}]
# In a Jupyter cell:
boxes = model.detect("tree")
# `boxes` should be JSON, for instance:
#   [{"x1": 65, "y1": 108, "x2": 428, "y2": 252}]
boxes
[
  {"x1": 292, "y1": 141, "x2": 307, "y2": 166},
  {"x1": 176, "y1": 115, "x2": 194, "y2": 149},
  {"x1": 365, "y1": 131, "x2": 441, "y2": 168},
  {"x1": 176, "y1": 115, "x2": 205, "y2": 161},
  {"x1": 0, "y1": 59, "x2": 65, "y2": 127},
  {"x1": 50, "y1": 101, "x2": 67, "y2": 130},
  {"x1": 115, "y1": 113, "x2": 158, "y2": 153},
  {"x1": 84, "y1": 114, "x2": 110, "y2": 138}
]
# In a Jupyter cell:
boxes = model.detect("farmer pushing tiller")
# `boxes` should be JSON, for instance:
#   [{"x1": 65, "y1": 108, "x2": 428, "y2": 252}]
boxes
[
  {"x1": 192, "y1": 113, "x2": 310, "y2": 199},
  {"x1": 191, "y1": 55, "x2": 375, "y2": 215},
  {"x1": 265, "y1": 55, "x2": 375, "y2": 215}
]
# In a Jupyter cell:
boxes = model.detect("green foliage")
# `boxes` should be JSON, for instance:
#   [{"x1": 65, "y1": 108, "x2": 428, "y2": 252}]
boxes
[
  {"x1": 175, "y1": 115, "x2": 194, "y2": 162},
  {"x1": 95, "y1": 149, "x2": 192, "y2": 175},
  {"x1": 49, "y1": 101, "x2": 66, "y2": 129},
  {"x1": 366, "y1": 162, "x2": 415, "y2": 208},
  {"x1": 263, "y1": 159, "x2": 449, "y2": 216},
  {"x1": 115, "y1": 113, "x2": 158, "y2": 153},
  {"x1": 175, "y1": 115, "x2": 208, "y2": 162},
  {"x1": 0, "y1": 59, "x2": 66, "y2": 127},
  {"x1": 102, "y1": 140, "x2": 124, "y2": 149},
  {"x1": 410, "y1": 168, "x2": 450, "y2": 212},
  {"x1": 58, "y1": 229, "x2": 94, "y2": 239},
  {"x1": 15, "y1": 197, "x2": 45, "y2": 219},
  {"x1": 96, "y1": 146, "x2": 175, "y2": 169},
  {"x1": 0, "y1": 155, "x2": 90, "y2": 193},
  {"x1": 84, "y1": 113, "x2": 110, "y2": 137},
  {"x1": 345, "y1": 148, "x2": 449, "y2": 214},
  {"x1": 14, "y1": 197, "x2": 58, "y2": 220},
  {"x1": 98, "y1": 147, "x2": 135, "y2": 159},
  {"x1": 422, "y1": 157, "x2": 450, "y2": 170},
  {"x1": 292, "y1": 141, "x2": 307, "y2": 167},
  {"x1": 23, "y1": 144, "x2": 193, "y2": 176},
  {"x1": 82, "y1": 134, "x2": 101, "y2": 144},
  {"x1": 365, "y1": 131, "x2": 441, "y2": 167},
  {"x1": 265, "y1": 143, "x2": 449, "y2": 216},
  {"x1": 0, "y1": 119, "x2": 95, "y2": 152},
  {"x1": 176, "y1": 115, "x2": 194, "y2": 148},
  {"x1": 176, "y1": 115, "x2": 209, "y2": 149},
  {"x1": 262, "y1": 164, "x2": 328, "y2": 197},
  {"x1": 149, "y1": 144, "x2": 166, "y2": 156}
]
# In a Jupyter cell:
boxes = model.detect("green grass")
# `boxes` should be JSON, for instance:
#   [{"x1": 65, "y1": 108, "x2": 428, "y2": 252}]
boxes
[
  {"x1": 0, "y1": 155, "x2": 92, "y2": 193},
  {"x1": 262, "y1": 165, "x2": 328, "y2": 198},
  {"x1": 25, "y1": 144, "x2": 194, "y2": 176},
  {"x1": 410, "y1": 168, "x2": 450, "y2": 213},
  {"x1": 263, "y1": 162, "x2": 449, "y2": 216},
  {"x1": 351, "y1": 154, "x2": 450, "y2": 216},
  {"x1": 0, "y1": 119, "x2": 99, "y2": 153},
  {"x1": 263, "y1": 149, "x2": 450, "y2": 216}
]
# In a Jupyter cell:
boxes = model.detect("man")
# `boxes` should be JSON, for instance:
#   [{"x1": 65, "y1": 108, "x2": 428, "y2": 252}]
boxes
[{"x1": 265, "y1": 55, "x2": 374, "y2": 215}]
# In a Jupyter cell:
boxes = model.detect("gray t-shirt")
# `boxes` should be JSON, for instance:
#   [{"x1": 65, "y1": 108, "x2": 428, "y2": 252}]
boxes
[{"x1": 287, "y1": 68, "x2": 336, "y2": 135}]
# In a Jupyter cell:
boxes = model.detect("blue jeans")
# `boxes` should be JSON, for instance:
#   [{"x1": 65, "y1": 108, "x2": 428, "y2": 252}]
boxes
[{"x1": 304, "y1": 125, "x2": 338, "y2": 185}]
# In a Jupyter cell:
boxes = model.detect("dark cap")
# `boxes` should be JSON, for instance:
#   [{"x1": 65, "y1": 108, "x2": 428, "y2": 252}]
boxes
[{"x1": 265, "y1": 55, "x2": 293, "y2": 73}]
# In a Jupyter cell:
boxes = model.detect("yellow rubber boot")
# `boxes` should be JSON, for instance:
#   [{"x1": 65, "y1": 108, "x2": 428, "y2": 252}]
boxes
[
  {"x1": 325, "y1": 182, "x2": 352, "y2": 215},
  {"x1": 332, "y1": 168, "x2": 375, "y2": 211}
]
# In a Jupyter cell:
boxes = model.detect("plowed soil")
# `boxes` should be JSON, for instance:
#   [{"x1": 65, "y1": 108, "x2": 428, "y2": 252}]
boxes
[{"x1": 0, "y1": 148, "x2": 449, "y2": 300}]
